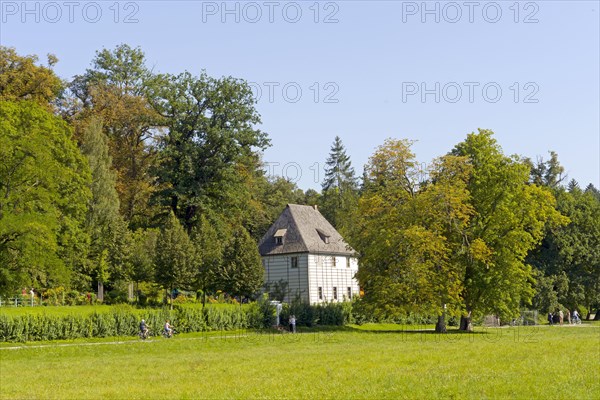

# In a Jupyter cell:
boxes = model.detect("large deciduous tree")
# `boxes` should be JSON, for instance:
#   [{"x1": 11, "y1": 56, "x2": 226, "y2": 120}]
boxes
[
  {"x1": 0, "y1": 101, "x2": 91, "y2": 295},
  {"x1": 348, "y1": 139, "x2": 470, "y2": 331},
  {"x1": 70, "y1": 44, "x2": 162, "y2": 227},
  {"x1": 451, "y1": 130, "x2": 567, "y2": 330},
  {"x1": 0, "y1": 46, "x2": 62, "y2": 110},
  {"x1": 148, "y1": 71, "x2": 269, "y2": 231},
  {"x1": 349, "y1": 131, "x2": 567, "y2": 332}
]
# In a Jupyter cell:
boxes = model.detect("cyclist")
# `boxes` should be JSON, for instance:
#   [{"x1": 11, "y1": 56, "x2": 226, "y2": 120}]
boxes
[
  {"x1": 572, "y1": 310, "x2": 581, "y2": 324},
  {"x1": 164, "y1": 320, "x2": 173, "y2": 338},
  {"x1": 139, "y1": 319, "x2": 148, "y2": 338}
]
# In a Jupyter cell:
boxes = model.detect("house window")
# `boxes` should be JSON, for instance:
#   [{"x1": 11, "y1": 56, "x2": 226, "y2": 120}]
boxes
[
  {"x1": 274, "y1": 228, "x2": 286, "y2": 245},
  {"x1": 333, "y1": 287, "x2": 338, "y2": 300},
  {"x1": 346, "y1": 257, "x2": 351, "y2": 268},
  {"x1": 347, "y1": 287, "x2": 352, "y2": 299},
  {"x1": 316, "y1": 229, "x2": 330, "y2": 244},
  {"x1": 291, "y1": 256, "x2": 298, "y2": 269},
  {"x1": 318, "y1": 287, "x2": 323, "y2": 300}
]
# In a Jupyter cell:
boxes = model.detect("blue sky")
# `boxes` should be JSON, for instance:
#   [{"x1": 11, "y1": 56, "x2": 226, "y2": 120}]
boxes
[{"x1": 1, "y1": 0, "x2": 599, "y2": 190}]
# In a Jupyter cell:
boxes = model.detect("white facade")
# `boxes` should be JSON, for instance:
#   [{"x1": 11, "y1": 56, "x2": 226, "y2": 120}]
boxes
[
  {"x1": 259, "y1": 204, "x2": 360, "y2": 305},
  {"x1": 262, "y1": 253, "x2": 359, "y2": 304},
  {"x1": 307, "y1": 254, "x2": 359, "y2": 304}
]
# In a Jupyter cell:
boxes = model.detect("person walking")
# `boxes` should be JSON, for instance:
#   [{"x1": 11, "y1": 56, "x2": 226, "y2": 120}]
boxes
[
  {"x1": 548, "y1": 312, "x2": 553, "y2": 325},
  {"x1": 566, "y1": 309, "x2": 571, "y2": 324},
  {"x1": 559, "y1": 309, "x2": 564, "y2": 325},
  {"x1": 164, "y1": 320, "x2": 173, "y2": 337}
]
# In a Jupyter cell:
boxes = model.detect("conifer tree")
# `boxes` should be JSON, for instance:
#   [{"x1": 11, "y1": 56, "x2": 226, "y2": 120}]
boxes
[
  {"x1": 218, "y1": 226, "x2": 264, "y2": 298},
  {"x1": 320, "y1": 136, "x2": 358, "y2": 229},
  {"x1": 155, "y1": 212, "x2": 196, "y2": 308}
]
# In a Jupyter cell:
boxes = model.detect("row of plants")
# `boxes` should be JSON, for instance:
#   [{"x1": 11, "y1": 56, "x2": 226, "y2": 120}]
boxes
[
  {"x1": 0, "y1": 297, "x2": 357, "y2": 342},
  {"x1": 1, "y1": 294, "x2": 454, "y2": 342},
  {"x1": 0, "y1": 303, "x2": 263, "y2": 342}
]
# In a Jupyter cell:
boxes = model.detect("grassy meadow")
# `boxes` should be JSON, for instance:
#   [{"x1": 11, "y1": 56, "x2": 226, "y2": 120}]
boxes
[{"x1": 1, "y1": 323, "x2": 598, "y2": 399}]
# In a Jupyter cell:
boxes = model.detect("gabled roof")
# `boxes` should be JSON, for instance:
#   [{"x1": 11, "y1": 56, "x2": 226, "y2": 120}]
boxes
[{"x1": 258, "y1": 204, "x2": 355, "y2": 256}]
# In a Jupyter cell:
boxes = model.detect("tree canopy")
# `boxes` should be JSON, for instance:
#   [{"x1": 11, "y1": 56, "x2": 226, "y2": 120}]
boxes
[
  {"x1": 1, "y1": 46, "x2": 596, "y2": 318},
  {"x1": 0, "y1": 101, "x2": 91, "y2": 295}
]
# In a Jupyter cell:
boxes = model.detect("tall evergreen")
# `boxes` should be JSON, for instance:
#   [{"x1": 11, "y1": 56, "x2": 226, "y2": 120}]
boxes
[
  {"x1": 320, "y1": 136, "x2": 358, "y2": 229},
  {"x1": 322, "y1": 136, "x2": 357, "y2": 192},
  {"x1": 218, "y1": 226, "x2": 264, "y2": 297},
  {"x1": 154, "y1": 212, "x2": 196, "y2": 308},
  {"x1": 80, "y1": 118, "x2": 130, "y2": 290},
  {"x1": 191, "y1": 215, "x2": 223, "y2": 305}
]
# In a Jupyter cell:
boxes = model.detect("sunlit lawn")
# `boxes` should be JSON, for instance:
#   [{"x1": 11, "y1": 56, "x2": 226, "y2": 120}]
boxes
[{"x1": 1, "y1": 323, "x2": 598, "y2": 399}]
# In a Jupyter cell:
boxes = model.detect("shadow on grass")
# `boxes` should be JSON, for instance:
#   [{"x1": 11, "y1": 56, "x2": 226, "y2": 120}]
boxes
[{"x1": 295, "y1": 325, "x2": 488, "y2": 335}]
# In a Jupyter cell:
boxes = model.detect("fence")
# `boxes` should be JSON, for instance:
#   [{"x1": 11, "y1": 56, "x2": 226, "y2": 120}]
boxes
[{"x1": 0, "y1": 297, "x2": 40, "y2": 307}]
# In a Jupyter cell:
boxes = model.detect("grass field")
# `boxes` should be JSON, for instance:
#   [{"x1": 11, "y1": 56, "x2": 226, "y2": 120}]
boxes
[{"x1": 1, "y1": 323, "x2": 598, "y2": 399}]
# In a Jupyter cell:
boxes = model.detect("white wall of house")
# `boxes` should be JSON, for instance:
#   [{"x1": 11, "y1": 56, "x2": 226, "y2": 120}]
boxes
[
  {"x1": 262, "y1": 254, "x2": 309, "y2": 303},
  {"x1": 307, "y1": 254, "x2": 359, "y2": 304},
  {"x1": 262, "y1": 253, "x2": 359, "y2": 304}
]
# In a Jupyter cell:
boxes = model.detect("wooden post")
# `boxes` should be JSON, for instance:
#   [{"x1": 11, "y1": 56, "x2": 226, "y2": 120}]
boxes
[
  {"x1": 128, "y1": 282, "x2": 134, "y2": 302},
  {"x1": 98, "y1": 282, "x2": 104, "y2": 302}
]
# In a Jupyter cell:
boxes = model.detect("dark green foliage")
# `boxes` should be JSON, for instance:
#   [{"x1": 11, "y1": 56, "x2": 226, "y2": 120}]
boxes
[
  {"x1": 279, "y1": 301, "x2": 353, "y2": 327},
  {"x1": 191, "y1": 215, "x2": 222, "y2": 301},
  {"x1": 79, "y1": 118, "x2": 128, "y2": 290},
  {"x1": 320, "y1": 136, "x2": 358, "y2": 230},
  {"x1": 149, "y1": 71, "x2": 269, "y2": 231},
  {"x1": 218, "y1": 226, "x2": 264, "y2": 297},
  {"x1": 527, "y1": 183, "x2": 600, "y2": 312},
  {"x1": 0, "y1": 101, "x2": 92, "y2": 296},
  {"x1": 154, "y1": 212, "x2": 196, "y2": 295}
]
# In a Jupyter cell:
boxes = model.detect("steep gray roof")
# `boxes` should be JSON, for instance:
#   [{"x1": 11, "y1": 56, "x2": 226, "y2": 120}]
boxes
[{"x1": 259, "y1": 204, "x2": 355, "y2": 256}]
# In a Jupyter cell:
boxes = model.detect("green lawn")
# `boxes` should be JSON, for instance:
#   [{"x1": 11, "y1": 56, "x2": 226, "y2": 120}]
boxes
[{"x1": 1, "y1": 324, "x2": 598, "y2": 399}]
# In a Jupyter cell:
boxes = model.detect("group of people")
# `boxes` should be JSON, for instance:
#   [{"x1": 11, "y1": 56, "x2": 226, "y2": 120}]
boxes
[
  {"x1": 139, "y1": 316, "x2": 299, "y2": 338},
  {"x1": 548, "y1": 309, "x2": 581, "y2": 325},
  {"x1": 139, "y1": 319, "x2": 173, "y2": 338}
]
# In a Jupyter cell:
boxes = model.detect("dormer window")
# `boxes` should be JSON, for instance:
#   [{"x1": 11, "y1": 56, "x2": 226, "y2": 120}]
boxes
[
  {"x1": 274, "y1": 229, "x2": 287, "y2": 245},
  {"x1": 316, "y1": 228, "x2": 330, "y2": 244}
]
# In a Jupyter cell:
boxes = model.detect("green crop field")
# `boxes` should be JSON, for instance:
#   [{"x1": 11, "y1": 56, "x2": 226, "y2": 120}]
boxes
[{"x1": 1, "y1": 323, "x2": 598, "y2": 399}]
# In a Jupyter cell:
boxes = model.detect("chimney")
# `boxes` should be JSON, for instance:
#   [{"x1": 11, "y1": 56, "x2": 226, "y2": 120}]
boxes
[{"x1": 313, "y1": 204, "x2": 318, "y2": 211}]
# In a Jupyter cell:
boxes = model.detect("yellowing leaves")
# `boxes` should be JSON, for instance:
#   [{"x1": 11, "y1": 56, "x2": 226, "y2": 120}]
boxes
[{"x1": 469, "y1": 238, "x2": 493, "y2": 264}]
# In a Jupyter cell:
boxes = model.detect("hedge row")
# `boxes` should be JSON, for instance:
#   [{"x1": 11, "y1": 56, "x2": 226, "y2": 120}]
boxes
[
  {"x1": 0, "y1": 299, "x2": 438, "y2": 342},
  {"x1": 0, "y1": 301, "x2": 356, "y2": 342},
  {"x1": 0, "y1": 304, "x2": 267, "y2": 342}
]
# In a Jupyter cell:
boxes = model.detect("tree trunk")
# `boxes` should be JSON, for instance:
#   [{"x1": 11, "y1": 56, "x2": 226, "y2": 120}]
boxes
[
  {"x1": 459, "y1": 311, "x2": 473, "y2": 332},
  {"x1": 435, "y1": 314, "x2": 447, "y2": 333}
]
